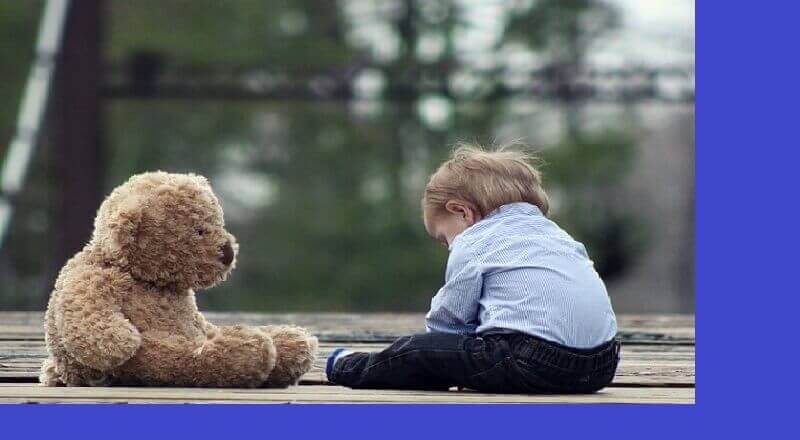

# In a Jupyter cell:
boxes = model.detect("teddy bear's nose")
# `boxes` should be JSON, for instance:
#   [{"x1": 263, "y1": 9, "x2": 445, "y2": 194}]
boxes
[{"x1": 219, "y1": 241, "x2": 234, "y2": 266}]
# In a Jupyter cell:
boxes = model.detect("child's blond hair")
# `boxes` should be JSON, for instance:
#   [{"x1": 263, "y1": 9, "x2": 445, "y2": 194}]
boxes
[{"x1": 423, "y1": 142, "x2": 550, "y2": 216}]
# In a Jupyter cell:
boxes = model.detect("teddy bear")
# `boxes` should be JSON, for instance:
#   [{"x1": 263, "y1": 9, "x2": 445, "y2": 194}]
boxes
[{"x1": 40, "y1": 171, "x2": 318, "y2": 388}]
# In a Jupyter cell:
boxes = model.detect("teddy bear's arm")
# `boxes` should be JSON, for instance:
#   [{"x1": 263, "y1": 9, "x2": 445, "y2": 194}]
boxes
[{"x1": 59, "y1": 267, "x2": 142, "y2": 372}]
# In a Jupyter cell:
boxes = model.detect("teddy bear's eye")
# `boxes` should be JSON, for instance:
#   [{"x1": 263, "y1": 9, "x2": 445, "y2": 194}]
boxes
[{"x1": 197, "y1": 229, "x2": 205, "y2": 236}]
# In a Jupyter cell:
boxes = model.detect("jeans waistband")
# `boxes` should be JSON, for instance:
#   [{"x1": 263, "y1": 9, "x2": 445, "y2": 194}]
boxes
[{"x1": 492, "y1": 333, "x2": 621, "y2": 373}]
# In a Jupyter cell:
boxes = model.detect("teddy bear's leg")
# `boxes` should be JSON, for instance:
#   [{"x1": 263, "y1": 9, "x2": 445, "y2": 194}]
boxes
[
  {"x1": 122, "y1": 326, "x2": 277, "y2": 387},
  {"x1": 192, "y1": 326, "x2": 278, "y2": 387},
  {"x1": 258, "y1": 325, "x2": 319, "y2": 388}
]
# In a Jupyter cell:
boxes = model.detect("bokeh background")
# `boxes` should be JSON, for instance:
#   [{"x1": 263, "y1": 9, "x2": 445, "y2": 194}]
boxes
[{"x1": 0, "y1": 0, "x2": 694, "y2": 313}]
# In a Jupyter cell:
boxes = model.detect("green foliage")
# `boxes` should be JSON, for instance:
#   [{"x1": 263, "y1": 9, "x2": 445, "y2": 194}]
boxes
[
  {"x1": 543, "y1": 130, "x2": 636, "y2": 187},
  {"x1": 543, "y1": 131, "x2": 648, "y2": 280}
]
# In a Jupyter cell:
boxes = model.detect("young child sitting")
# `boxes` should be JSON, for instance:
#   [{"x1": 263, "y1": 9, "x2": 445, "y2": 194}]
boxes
[{"x1": 326, "y1": 144, "x2": 620, "y2": 393}]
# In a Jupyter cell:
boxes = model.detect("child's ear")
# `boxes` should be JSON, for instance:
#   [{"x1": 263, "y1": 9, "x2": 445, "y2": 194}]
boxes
[{"x1": 444, "y1": 200, "x2": 481, "y2": 225}]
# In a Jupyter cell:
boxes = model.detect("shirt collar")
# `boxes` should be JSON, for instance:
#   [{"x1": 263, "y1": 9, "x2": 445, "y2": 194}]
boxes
[
  {"x1": 448, "y1": 202, "x2": 542, "y2": 251},
  {"x1": 485, "y1": 202, "x2": 542, "y2": 219}
]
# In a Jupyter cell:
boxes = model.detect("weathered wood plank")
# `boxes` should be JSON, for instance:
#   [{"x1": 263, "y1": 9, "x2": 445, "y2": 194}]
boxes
[
  {"x1": 0, "y1": 312, "x2": 695, "y2": 388},
  {"x1": 0, "y1": 311, "x2": 694, "y2": 326},
  {"x1": 0, "y1": 384, "x2": 693, "y2": 404},
  {"x1": 0, "y1": 350, "x2": 696, "y2": 364},
  {"x1": 0, "y1": 367, "x2": 695, "y2": 387},
  {"x1": 0, "y1": 342, "x2": 695, "y2": 387},
  {"x1": 0, "y1": 340, "x2": 697, "y2": 360},
  {"x1": 0, "y1": 312, "x2": 694, "y2": 402},
  {"x1": 0, "y1": 312, "x2": 695, "y2": 344},
  {"x1": 0, "y1": 339, "x2": 697, "y2": 356}
]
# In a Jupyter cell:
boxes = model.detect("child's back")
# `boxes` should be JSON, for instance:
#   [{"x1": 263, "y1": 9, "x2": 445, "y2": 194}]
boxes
[{"x1": 426, "y1": 201, "x2": 617, "y2": 349}]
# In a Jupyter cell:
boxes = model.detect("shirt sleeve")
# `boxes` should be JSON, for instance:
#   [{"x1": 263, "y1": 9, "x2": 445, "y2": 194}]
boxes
[{"x1": 425, "y1": 240, "x2": 483, "y2": 334}]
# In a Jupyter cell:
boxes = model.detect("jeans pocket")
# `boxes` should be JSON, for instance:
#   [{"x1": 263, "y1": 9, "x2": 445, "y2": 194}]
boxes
[
  {"x1": 466, "y1": 337, "x2": 498, "y2": 369},
  {"x1": 512, "y1": 359, "x2": 564, "y2": 393},
  {"x1": 468, "y1": 358, "x2": 515, "y2": 393}
]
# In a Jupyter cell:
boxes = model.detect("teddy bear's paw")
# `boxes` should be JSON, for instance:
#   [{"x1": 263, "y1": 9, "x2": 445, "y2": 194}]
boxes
[
  {"x1": 260, "y1": 326, "x2": 319, "y2": 388},
  {"x1": 52, "y1": 359, "x2": 114, "y2": 387}
]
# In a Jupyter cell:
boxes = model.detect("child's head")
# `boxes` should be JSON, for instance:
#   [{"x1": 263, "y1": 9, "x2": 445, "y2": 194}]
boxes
[{"x1": 422, "y1": 142, "x2": 549, "y2": 247}]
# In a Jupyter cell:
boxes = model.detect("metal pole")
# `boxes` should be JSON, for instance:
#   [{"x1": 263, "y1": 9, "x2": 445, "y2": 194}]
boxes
[{"x1": 0, "y1": 0, "x2": 70, "y2": 249}]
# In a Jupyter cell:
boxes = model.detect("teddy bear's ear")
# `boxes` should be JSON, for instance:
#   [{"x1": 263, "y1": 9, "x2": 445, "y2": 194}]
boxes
[
  {"x1": 192, "y1": 174, "x2": 211, "y2": 188},
  {"x1": 104, "y1": 198, "x2": 143, "y2": 260}
]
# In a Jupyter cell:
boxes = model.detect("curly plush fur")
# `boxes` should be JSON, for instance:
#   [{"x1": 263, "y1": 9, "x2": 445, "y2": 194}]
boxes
[{"x1": 41, "y1": 172, "x2": 318, "y2": 387}]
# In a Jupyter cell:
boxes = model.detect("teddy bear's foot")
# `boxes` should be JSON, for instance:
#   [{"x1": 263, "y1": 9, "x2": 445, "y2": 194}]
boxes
[
  {"x1": 259, "y1": 325, "x2": 319, "y2": 388},
  {"x1": 40, "y1": 356, "x2": 112, "y2": 387},
  {"x1": 39, "y1": 358, "x2": 64, "y2": 387}
]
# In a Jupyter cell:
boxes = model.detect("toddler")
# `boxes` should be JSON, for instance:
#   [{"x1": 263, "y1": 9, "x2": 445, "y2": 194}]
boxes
[{"x1": 327, "y1": 144, "x2": 620, "y2": 393}]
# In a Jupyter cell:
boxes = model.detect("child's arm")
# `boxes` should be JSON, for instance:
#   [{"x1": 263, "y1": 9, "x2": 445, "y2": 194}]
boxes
[{"x1": 425, "y1": 242, "x2": 482, "y2": 334}]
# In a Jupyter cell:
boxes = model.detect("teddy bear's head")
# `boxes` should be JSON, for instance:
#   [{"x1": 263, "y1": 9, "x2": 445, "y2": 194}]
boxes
[{"x1": 91, "y1": 171, "x2": 238, "y2": 291}]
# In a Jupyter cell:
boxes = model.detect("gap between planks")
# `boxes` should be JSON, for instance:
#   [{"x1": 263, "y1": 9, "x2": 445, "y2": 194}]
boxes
[{"x1": 0, "y1": 384, "x2": 694, "y2": 404}]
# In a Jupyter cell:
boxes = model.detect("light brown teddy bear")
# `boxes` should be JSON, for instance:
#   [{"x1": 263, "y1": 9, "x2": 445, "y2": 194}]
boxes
[{"x1": 40, "y1": 171, "x2": 318, "y2": 387}]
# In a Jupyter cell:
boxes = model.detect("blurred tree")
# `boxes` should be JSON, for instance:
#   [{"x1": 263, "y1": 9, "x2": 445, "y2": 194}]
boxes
[{"x1": 1, "y1": 0, "x2": 651, "y2": 311}]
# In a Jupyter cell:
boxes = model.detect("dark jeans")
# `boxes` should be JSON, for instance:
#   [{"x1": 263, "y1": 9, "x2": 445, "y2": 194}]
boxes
[{"x1": 329, "y1": 332, "x2": 621, "y2": 394}]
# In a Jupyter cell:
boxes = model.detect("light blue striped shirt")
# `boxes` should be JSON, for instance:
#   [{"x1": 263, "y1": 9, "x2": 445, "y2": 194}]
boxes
[{"x1": 425, "y1": 202, "x2": 617, "y2": 349}]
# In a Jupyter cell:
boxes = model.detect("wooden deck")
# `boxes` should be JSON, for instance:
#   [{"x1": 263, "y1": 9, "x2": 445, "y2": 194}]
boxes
[{"x1": 0, "y1": 312, "x2": 694, "y2": 403}]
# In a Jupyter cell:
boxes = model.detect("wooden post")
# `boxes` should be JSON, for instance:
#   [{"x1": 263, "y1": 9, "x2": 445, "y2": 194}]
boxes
[{"x1": 51, "y1": 0, "x2": 104, "y2": 271}]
